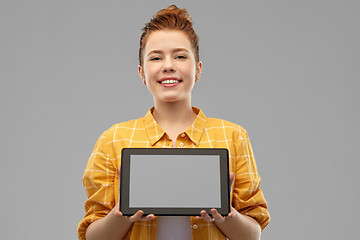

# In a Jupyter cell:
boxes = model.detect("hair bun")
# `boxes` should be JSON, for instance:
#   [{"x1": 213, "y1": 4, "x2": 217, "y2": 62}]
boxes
[{"x1": 154, "y1": 5, "x2": 193, "y2": 25}]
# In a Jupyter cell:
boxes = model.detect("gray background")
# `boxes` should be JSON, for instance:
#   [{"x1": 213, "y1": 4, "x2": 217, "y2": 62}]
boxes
[
  {"x1": 0, "y1": 0, "x2": 359, "y2": 239},
  {"x1": 130, "y1": 155, "x2": 220, "y2": 208}
]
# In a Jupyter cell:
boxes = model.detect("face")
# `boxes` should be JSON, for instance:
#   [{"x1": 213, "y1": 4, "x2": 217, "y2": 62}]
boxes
[{"x1": 138, "y1": 30, "x2": 202, "y2": 104}]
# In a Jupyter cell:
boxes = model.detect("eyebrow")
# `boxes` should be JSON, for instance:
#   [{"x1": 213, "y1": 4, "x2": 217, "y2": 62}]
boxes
[{"x1": 147, "y1": 48, "x2": 189, "y2": 56}]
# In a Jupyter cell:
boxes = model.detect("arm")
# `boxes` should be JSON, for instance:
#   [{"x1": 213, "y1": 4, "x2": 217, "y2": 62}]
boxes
[
  {"x1": 199, "y1": 128, "x2": 270, "y2": 239},
  {"x1": 78, "y1": 128, "x2": 155, "y2": 240},
  {"x1": 201, "y1": 207, "x2": 261, "y2": 240},
  {"x1": 85, "y1": 164, "x2": 156, "y2": 240},
  {"x1": 200, "y1": 172, "x2": 261, "y2": 240},
  {"x1": 86, "y1": 203, "x2": 155, "y2": 240}
]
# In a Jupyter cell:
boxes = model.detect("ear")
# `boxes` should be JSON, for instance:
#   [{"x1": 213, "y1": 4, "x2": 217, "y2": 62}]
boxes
[
  {"x1": 138, "y1": 65, "x2": 146, "y2": 85},
  {"x1": 195, "y1": 61, "x2": 203, "y2": 82}
]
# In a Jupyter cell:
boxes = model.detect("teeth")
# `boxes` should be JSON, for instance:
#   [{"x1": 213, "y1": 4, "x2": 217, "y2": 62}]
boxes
[{"x1": 161, "y1": 79, "x2": 179, "y2": 84}]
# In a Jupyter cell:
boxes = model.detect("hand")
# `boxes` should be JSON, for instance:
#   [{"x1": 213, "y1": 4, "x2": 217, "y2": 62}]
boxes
[
  {"x1": 199, "y1": 206, "x2": 238, "y2": 224},
  {"x1": 112, "y1": 202, "x2": 155, "y2": 223},
  {"x1": 113, "y1": 167, "x2": 155, "y2": 223},
  {"x1": 198, "y1": 172, "x2": 237, "y2": 224}
]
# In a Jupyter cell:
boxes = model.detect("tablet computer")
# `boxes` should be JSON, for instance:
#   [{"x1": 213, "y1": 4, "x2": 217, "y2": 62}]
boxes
[{"x1": 120, "y1": 148, "x2": 230, "y2": 216}]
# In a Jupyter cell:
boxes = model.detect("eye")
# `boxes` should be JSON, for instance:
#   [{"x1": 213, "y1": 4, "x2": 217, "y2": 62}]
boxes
[
  {"x1": 150, "y1": 56, "x2": 161, "y2": 61},
  {"x1": 176, "y1": 55, "x2": 187, "y2": 59}
]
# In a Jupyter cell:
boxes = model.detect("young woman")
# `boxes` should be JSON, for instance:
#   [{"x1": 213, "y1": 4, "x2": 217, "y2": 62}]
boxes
[{"x1": 78, "y1": 5, "x2": 270, "y2": 240}]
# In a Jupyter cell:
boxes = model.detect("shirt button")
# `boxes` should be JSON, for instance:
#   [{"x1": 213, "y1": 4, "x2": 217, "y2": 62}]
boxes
[
  {"x1": 192, "y1": 224, "x2": 198, "y2": 229},
  {"x1": 181, "y1": 133, "x2": 186, "y2": 137},
  {"x1": 179, "y1": 142, "x2": 184, "y2": 147}
]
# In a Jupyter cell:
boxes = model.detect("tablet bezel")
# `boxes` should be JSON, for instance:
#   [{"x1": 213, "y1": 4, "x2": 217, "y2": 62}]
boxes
[{"x1": 120, "y1": 148, "x2": 230, "y2": 216}]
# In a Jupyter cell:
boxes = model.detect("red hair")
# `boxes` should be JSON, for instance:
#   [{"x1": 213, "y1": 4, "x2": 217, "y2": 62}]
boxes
[{"x1": 139, "y1": 5, "x2": 200, "y2": 66}]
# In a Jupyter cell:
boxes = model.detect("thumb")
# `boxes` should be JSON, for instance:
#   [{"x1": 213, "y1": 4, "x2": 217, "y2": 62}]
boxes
[{"x1": 229, "y1": 172, "x2": 235, "y2": 189}]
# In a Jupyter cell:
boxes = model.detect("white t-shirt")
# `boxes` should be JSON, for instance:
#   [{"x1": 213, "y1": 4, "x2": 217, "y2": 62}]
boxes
[{"x1": 156, "y1": 216, "x2": 192, "y2": 240}]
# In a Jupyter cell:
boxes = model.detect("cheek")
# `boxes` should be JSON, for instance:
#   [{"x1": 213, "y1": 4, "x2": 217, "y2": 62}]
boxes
[
  {"x1": 144, "y1": 64, "x2": 159, "y2": 79},
  {"x1": 189, "y1": 67, "x2": 197, "y2": 79},
  {"x1": 143, "y1": 69, "x2": 153, "y2": 82},
  {"x1": 179, "y1": 62, "x2": 196, "y2": 77}
]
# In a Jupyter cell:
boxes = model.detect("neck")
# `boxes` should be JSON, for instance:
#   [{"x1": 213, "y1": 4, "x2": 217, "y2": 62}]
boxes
[{"x1": 152, "y1": 99, "x2": 196, "y2": 134}]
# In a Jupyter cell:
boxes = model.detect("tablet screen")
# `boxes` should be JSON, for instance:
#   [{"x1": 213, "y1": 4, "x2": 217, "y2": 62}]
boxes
[{"x1": 129, "y1": 154, "x2": 221, "y2": 208}]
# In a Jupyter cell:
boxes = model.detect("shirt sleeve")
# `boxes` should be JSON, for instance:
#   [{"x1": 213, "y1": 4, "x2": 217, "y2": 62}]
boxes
[
  {"x1": 232, "y1": 127, "x2": 270, "y2": 231},
  {"x1": 77, "y1": 128, "x2": 117, "y2": 240}
]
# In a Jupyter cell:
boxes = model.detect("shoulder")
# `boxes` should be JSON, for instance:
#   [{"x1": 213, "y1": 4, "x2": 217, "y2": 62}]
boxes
[
  {"x1": 206, "y1": 117, "x2": 249, "y2": 139},
  {"x1": 97, "y1": 116, "x2": 145, "y2": 141}
]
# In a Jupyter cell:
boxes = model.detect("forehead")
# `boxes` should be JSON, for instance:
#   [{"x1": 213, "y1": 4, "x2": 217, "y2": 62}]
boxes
[{"x1": 144, "y1": 30, "x2": 192, "y2": 53}]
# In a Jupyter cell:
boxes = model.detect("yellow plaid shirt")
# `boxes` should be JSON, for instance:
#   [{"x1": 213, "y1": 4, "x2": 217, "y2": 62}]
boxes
[{"x1": 78, "y1": 107, "x2": 270, "y2": 240}]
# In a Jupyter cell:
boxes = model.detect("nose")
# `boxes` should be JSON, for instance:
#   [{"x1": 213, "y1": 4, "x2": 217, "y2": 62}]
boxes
[{"x1": 162, "y1": 57, "x2": 175, "y2": 72}]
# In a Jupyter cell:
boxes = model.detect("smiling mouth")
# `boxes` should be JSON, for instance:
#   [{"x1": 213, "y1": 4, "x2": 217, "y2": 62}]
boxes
[{"x1": 159, "y1": 79, "x2": 182, "y2": 84}]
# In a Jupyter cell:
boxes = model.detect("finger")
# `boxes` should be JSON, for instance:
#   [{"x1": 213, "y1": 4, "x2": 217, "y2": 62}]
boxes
[
  {"x1": 142, "y1": 213, "x2": 155, "y2": 221},
  {"x1": 210, "y1": 209, "x2": 225, "y2": 224},
  {"x1": 210, "y1": 208, "x2": 221, "y2": 219},
  {"x1": 128, "y1": 210, "x2": 144, "y2": 222},
  {"x1": 200, "y1": 210, "x2": 214, "y2": 223}
]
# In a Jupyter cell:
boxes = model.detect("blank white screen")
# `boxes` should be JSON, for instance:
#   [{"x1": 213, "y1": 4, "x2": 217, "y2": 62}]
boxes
[{"x1": 129, "y1": 155, "x2": 221, "y2": 208}]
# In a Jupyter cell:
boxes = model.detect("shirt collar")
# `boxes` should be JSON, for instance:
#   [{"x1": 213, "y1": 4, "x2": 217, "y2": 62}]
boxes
[
  {"x1": 144, "y1": 107, "x2": 166, "y2": 146},
  {"x1": 144, "y1": 106, "x2": 207, "y2": 146},
  {"x1": 185, "y1": 107, "x2": 207, "y2": 146}
]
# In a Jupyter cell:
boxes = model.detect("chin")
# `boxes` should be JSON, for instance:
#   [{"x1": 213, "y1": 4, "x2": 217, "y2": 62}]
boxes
[
  {"x1": 162, "y1": 98, "x2": 180, "y2": 103},
  {"x1": 158, "y1": 96, "x2": 184, "y2": 103},
  {"x1": 156, "y1": 93, "x2": 190, "y2": 104},
  {"x1": 157, "y1": 94, "x2": 179, "y2": 102}
]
